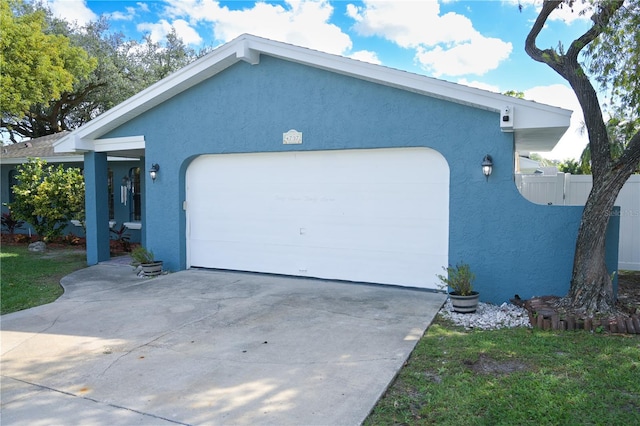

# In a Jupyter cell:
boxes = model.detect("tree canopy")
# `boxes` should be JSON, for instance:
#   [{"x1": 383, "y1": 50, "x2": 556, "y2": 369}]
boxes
[
  {"x1": 1, "y1": 1, "x2": 207, "y2": 142},
  {"x1": 0, "y1": 0, "x2": 95, "y2": 125}
]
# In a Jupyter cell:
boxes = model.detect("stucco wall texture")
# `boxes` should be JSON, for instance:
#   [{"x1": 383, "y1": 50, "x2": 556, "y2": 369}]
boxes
[{"x1": 97, "y1": 56, "x2": 618, "y2": 304}]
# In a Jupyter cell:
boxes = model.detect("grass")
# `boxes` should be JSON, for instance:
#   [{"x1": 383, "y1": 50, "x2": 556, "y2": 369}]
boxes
[
  {"x1": 365, "y1": 316, "x2": 640, "y2": 425},
  {"x1": 1, "y1": 245, "x2": 87, "y2": 315}
]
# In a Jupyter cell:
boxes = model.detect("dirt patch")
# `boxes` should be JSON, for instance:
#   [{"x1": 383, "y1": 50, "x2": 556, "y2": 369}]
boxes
[
  {"x1": 617, "y1": 271, "x2": 640, "y2": 316},
  {"x1": 1, "y1": 233, "x2": 133, "y2": 257},
  {"x1": 464, "y1": 354, "x2": 530, "y2": 375}
]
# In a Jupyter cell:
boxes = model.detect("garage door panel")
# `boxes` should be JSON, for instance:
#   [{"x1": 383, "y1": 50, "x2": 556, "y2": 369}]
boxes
[{"x1": 187, "y1": 148, "x2": 449, "y2": 289}]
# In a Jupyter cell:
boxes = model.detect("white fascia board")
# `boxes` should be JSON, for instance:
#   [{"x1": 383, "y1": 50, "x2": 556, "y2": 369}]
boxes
[
  {"x1": 60, "y1": 43, "x2": 246, "y2": 144},
  {"x1": 54, "y1": 133, "x2": 93, "y2": 153},
  {"x1": 249, "y1": 35, "x2": 571, "y2": 138},
  {"x1": 93, "y1": 136, "x2": 145, "y2": 152},
  {"x1": 0, "y1": 155, "x2": 138, "y2": 165},
  {"x1": 242, "y1": 37, "x2": 568, "y2": 154},
  {"x1": 0, "y1": 155, "x2": 84, "y2": 165},
  {"x1": 52, "y1": 34, "x2": 572, "y2": 154},
  {"x1": 55, "y1": 133, "x2": 145, "y2": 155}
]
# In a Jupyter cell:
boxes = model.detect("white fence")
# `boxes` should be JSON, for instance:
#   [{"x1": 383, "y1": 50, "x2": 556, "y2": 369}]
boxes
[{"x1": 515, "y1": 173, "x2": 640, "y2": 271}]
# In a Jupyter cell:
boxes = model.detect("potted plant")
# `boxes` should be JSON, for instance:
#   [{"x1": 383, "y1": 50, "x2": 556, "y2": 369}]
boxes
[
  {"x1": 437, "y1": 262, "x2": 479, "y2": 313},
  {"x1": 130, "y1": 246, "x2": 163, "y2": 277}
]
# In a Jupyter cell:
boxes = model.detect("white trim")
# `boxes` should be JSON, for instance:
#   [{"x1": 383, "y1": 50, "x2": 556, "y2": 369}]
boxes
[
  {"x1": 55, "y1": 135, "x2": 145, "y2": 154},
  {"x1": 0, "y1": 155, "x2": 139, "y2": 165},
  {"x1": 53, "y1": 34, "x2": 571, "y2": 153},
  {"x1": 1, "y1": 155, "x2": 84, "y2": 165},
  {"x1": 94, "y1": 136, "x2": 145, "y2": 152}
]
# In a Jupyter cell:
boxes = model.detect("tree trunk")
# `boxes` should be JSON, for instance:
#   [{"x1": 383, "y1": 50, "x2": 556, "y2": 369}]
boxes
[
  {"x1": 524, "y1": 0, "x2": 640, "y2": 315},
  {"x1": 568, "y1": 174, "x2": 621, "y2": 312}
]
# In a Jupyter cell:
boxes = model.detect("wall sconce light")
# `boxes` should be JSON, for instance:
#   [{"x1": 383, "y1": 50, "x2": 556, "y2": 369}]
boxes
[
  {"x1": 149, "y1": 163, "x2": 160, "y2": 182},
  {"x1": 482, "y1": 155, "x2": 493, "y2": 180}
]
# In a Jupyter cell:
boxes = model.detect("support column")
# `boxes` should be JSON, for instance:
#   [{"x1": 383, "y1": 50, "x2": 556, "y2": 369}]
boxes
[{"x1": 84, "y1": 152, "x2": 110, "y2": 264}]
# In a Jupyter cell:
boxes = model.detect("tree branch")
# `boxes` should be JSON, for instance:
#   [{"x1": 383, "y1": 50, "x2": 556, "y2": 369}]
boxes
[
  {"x1": 614, "y1": 129, "x2": 640, "y2": 174},
  {"x1": 566, "y1": 1, "x2": 624, "y2": 62},
  {"x1": 525, "y1": 1, "x2": 564, "y2": 71}
]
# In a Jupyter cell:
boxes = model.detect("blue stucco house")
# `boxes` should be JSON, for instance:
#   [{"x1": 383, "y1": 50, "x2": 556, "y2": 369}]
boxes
[{"x1": 53, "y1": 34, "x2": 618, "y2": 304}]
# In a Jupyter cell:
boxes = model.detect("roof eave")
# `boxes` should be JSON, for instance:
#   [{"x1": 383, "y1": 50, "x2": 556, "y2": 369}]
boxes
[{"x1": 54, "y1": 34, "x2": 572, "y2": 154}]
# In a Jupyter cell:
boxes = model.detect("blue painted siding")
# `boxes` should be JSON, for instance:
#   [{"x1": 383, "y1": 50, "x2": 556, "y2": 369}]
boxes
[{"x1": 102, "y1": 55, "x2": 617, "y2": 303}]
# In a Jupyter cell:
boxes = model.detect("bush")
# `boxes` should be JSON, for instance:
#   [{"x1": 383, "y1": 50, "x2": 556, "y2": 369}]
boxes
[{"x1": 9, "y1": 158, "x2": 84, "y2": 241}]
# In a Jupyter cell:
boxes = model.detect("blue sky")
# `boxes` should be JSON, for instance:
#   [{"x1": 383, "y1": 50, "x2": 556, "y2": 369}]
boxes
[{"x1": 43, "y1": 0, "x2": 600, "y2": 160}]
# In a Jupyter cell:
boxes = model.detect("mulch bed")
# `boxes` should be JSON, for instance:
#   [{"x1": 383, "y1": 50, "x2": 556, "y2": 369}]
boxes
[
  {"x1": 0, "y1": 233, "x2": 133, "y2": 256},
  {"x1": 518, "y1": 272, "x2": 640, "y2": 334}
]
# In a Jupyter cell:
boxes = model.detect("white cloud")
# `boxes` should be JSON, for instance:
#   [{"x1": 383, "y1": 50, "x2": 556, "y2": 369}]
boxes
[
  {"x1": 137, "y1": 20, "x2": 172, "y2": 43},
  {"x1": 108, "y1": 6, "x2": 139, "y2": 22},
  {"x1": 524, "y1": 84, "x2": 588, "y2": 160},
  {"x1": 346, "y1": 0, "x2": 512, "y2": 77},
  {"x1": 162, "y1": 0, "x2": 352, "y2": 55},
  {"x1": 172, "y1": 19, "x2": 203, "y2": 45},
  {"x1": 456, "y1": 79, "x2": 501, "y2": 94},
  {"x1": 416, "y1": 37, "x2": 512, "y2": 77},
  {"x1": 349, "y1": 50, "x2": 382, "y2": 65},
  {"x1": 511, "y1": 0, "x2": 592, "y2": 24},
  {"x1": 137, "y1": 19, "x2": 202, "y2": 45},
  {"x1": 46, "y1": 0, "x2": 97, "y2": 26}
]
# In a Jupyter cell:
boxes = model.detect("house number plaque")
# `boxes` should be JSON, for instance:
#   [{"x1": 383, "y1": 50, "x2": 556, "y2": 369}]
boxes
[{"x1": 283, "y1": 129, "x2": 302, "y2": 145}]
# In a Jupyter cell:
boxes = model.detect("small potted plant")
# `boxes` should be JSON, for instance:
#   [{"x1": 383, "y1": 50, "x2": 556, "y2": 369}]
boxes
[
  {"x1": 130, "y1": 246, "x2": 163, "y2": 277},
  {"x1": 437, "y1": 262, "x2": 479, "y2": 313}
]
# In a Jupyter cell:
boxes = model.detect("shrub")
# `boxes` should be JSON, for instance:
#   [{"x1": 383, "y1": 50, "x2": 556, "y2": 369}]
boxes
[{"x1": 9, "y1": 158, "x2": 84, "y2": 241}]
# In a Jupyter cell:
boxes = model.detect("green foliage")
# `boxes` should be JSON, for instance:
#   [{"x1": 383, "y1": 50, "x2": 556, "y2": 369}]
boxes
[
  {"x1": 9, "y1": 158, "x2": 85, "y2": 241},
  {"x1": 585, "y1": 0, "x2": 640, "y2": 125},
  {"x1": 437, "y1": 263, "x2": 476, "y2": 296},
  {"x1": 365, "y1": 317, "x2": 640, "y2": 425},
  {"x1": 577, "y1": 115, "x2": 640, "y2": 174},
  {"x1": 130, "y1": 246, "x2": 155, "y2": 265},
  {"x1": 503, "y1": 90, "x2": 525, "y2": 99},
  {"x1": 558, "y1": 158, "x2": 585, "y2": 174},
  {"x1": 1, "y1": 2, "x2": 208, "y2": 141},
  {"x1": 110, "y1": 225, "x2": 131, "y2": 253},
  {"x1": 529, "y1": 153, "x2": 559, "y2": 168},
  {"x1": 0, "y1": 0, "x2": 95, "y2": 122},
  {"x1": 0, "y1": 245, "x2": 86, "y2": 314}
]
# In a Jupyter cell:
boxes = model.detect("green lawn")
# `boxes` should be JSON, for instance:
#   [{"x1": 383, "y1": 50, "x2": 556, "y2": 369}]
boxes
[
  {"x1": 0, "y1": 245, "x2": 87, "y2": 315},
  {"x1": 365, "y1": 316, "x2": 640, "y2": 425}
]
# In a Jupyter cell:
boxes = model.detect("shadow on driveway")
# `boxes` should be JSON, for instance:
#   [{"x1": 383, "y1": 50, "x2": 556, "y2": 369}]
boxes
[{"x1": 1, "y1": 265, "x2": 446, "y2": 425}]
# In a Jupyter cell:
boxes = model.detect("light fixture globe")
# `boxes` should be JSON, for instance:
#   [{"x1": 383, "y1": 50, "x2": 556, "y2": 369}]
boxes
[
  {"x1": 149, "y1": 163, "x2": 160, "y2": 182},
  {"x1": 482, "y1": 155, "x2": 493, "y2": 179}
]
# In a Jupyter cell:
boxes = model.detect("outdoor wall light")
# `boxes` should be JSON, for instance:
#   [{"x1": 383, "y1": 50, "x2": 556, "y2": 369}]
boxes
[
  {"x1": 149, "y1": 163, "x2": 160, "y2": 182},
  {"x1": 482, "y1": 155, "x2": 493, "y2": 180}
]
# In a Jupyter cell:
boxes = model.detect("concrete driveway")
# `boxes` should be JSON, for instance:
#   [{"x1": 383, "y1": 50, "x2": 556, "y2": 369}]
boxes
[{"x1": 1, "y1": 263, "x2": 445, "y2": 425}]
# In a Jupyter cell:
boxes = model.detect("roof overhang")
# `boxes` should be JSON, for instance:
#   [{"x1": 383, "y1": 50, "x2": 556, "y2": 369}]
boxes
[
  {"x1": 0, "y1": 155, "x2": 138, "y2": 165},
  {"x1": 55, "y1": 135, "x2": 145, "y2": 158},
  {"x1": 55, "y1": 34, "x2": 571, "y2": 155}
]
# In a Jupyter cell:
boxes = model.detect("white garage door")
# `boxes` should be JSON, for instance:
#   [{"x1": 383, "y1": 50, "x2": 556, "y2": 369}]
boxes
[{"x1": 186, "y1": 148, "x2": 449, "y2": 289}]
